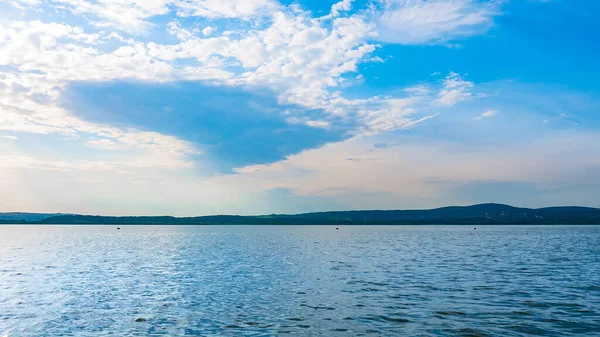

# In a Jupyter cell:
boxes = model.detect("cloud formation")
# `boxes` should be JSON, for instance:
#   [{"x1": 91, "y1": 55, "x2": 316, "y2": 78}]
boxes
[
  {"x1": 437, "y1": 72, "x2": 474, "y2": 106},
  {"x1": 375, "y1": 0, "x2": 500, "y2": 44},
  {"x1": 61, "y1": 80, "x2": 353, "y2": 171},
  {"x1": 1, "y1": 0, "x2": 596, "y2": 214},
  {"x1": 1, "y1": 2, "x2": 476, "y2": 172},
  {"x1": 474, "y1": 109, "x2": 498, "y2": 120}
]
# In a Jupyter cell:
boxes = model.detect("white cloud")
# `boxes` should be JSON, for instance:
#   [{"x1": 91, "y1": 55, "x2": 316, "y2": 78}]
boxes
[
  {"x1": 2, "y1": 135, "x2": 18, "y2": 140},
  {"x1": 202, "y1": 26, "x2": 216, "y2": 36},
  {"x1": 358, "y1": 97, "x2": 421, "y2": 134},
  {"x1": 375, "y1": 0, "x2": 499, "y2": 44},
  {"x1": 474, "y1": 109, "x2": 498, "y2": 120},
  {"x1": 148, "y1": 9, "x2": 379, "y2": 110},
  {"x1": 5, "y1": 0, "x2": 42, "y2": 10},
  {"x1": 404, "y1": 84, "x2": 431, "y2": 95},
  {"x1": 50, "y1": 0, "x2": 171, "y2": 33},
  {"x1": 0, "y1": 3, "x2": 483, "y2": 189},
  {"x1": 0, "y1": 18, "x2": 480, "y2": 175},
  {"x1": 305, "y1": 120, "x2": 331, "y2": 128},
  {"x1": 0, "y1": 3, "x2": 452, "y2": 138},
  {"x1": 167, "y1": 21, "x2": 198, "y2": 41},
  {"x1": 437, "y1": 71, "x2": 473, "y2": 106},
  {"x1": 85, "y1": 138, "x2": 121, "y2": 150},
  {"x1": 0, "y1": 103, "x2": 75, "y2": 136},
  {"x1": 175, "y1": 0, "x2": 278, "y2": 19},
  {"x1": 331, "y1": 0, "x2": 354, "y2": 17},
  {"x1": 7, "y1": 0, "x2": 278, "y2": 33}
]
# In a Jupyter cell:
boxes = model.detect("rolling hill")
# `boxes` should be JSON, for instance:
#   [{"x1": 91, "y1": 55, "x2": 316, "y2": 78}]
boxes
[{"x1": 2, "y1": 204, "x2": 599, "y2": 225}]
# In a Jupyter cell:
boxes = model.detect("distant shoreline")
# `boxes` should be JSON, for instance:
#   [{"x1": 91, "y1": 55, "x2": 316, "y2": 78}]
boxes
[{"x1": 2, "y1": 203, "x2": 599, "y2": 225}]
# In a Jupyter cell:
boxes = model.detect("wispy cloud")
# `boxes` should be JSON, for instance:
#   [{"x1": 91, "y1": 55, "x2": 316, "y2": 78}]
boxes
[
  {"x1": 404, "y1": 85, "x2": 432, "y2": 95},
  {"x1": 330, "y1": 0, "x2": 354, "y2": 17},
  {"x1": 437, "y1": 72, "x2": 474, "y2": 106},
  {"x1": 201, "y1": 26, "x2": 216, "y2": 36},
  {"x1": 17, "y1": 0, "x2": 278, "y2": 33},
  {"x1": 2, "y1": 135, "x2": 18, "y2": 140},
  {"x1": 374, "y1": 0, "x2": 501, "y2": 44},
  {"x1": 474, "y1": 109, "x2": 499, "y2": 120},
  {"x1": 227, "y1": 129, "x2": 600, "y2": 209},
  {"x1": 85, "y1": 138, "x2": 121, "y2": 150}
]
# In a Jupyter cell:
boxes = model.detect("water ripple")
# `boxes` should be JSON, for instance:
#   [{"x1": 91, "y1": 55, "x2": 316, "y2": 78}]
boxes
[{"x1": 0, "y1": 225, "x2": 599, "y2": 336}]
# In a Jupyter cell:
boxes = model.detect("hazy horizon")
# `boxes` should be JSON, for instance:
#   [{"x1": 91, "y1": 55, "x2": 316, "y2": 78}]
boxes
[{"x1": 2, "y1": 203, "x2": 600, "y2": 219}]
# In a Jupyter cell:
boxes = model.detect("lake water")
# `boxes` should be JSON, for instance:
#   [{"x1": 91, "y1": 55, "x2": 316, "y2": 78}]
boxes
[{"x1": 1, "y1": 225, "x2": 599, "y2": 336}]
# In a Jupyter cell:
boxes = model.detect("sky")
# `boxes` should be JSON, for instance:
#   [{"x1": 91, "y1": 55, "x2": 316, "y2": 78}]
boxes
[{"x1": 0, "y1": 0, "x2": 599, "y2": 215}]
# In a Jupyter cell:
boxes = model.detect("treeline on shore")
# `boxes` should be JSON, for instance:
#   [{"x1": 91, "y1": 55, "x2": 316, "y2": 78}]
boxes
[{"x1": 2, "y1": 204, "x2": 600, "y2": 225}]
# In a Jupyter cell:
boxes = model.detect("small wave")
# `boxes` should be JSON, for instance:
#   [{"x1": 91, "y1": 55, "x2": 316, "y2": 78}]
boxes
[
  {"x1": 435, "y1": 311, "x2": 467, "y2": 317},
  {"x1": 361, "y1": 315, "x2": 411, "y2": 323}
]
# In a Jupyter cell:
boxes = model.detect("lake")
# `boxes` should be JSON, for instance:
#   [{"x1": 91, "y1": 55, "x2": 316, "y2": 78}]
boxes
[{"x1": 1, "y1": 225, "x2": 599, "y2": 336}]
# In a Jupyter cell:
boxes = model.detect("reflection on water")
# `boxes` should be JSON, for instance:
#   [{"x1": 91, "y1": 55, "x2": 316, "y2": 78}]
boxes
[{"x1": 1, "y1": 225, "x2": 599, "y2": 336}]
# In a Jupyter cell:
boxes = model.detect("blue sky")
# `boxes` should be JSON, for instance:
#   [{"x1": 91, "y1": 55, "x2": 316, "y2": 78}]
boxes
[{"x1": 0, "y1": 0, "x2": 599, "y2": 215}]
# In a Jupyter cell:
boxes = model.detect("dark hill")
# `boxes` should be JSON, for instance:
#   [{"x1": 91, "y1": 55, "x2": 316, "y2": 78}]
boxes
[
  {"x1": 0, "y1": 212, "x2": 64, "y2": 222},
  {"x1": 2, "y1": 204, "x2": 599, "y2": 225}
]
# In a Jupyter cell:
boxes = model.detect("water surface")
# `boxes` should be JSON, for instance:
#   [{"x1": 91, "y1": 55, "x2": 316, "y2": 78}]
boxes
[{"x1": 1, "y1": 225, "x2": 599, "y2": 336}]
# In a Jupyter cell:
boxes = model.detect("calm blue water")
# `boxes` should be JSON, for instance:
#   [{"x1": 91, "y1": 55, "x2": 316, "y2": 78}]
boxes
[{"x1": 1, "y1": 225, "x2": 599, "y2": 336}]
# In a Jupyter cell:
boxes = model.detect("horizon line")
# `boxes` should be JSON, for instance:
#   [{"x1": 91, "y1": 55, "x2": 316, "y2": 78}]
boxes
[{"x1": 2, "y1": 203, "x2": 599, "y2": 218}]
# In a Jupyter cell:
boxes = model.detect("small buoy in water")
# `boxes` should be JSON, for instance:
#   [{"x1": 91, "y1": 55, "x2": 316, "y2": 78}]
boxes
[
  {"x1": 474, "y1": 228, "x2": 477, "y2": 230},
  {"x1": 135, "y1": 318, "x2": 147, "y2": 322},
  {"x1": 117, "y1": 227, "x2": 121, "y2": 230},
  {"x1": 336, "y1": 227, "x2": 339, "y2": 230}
]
